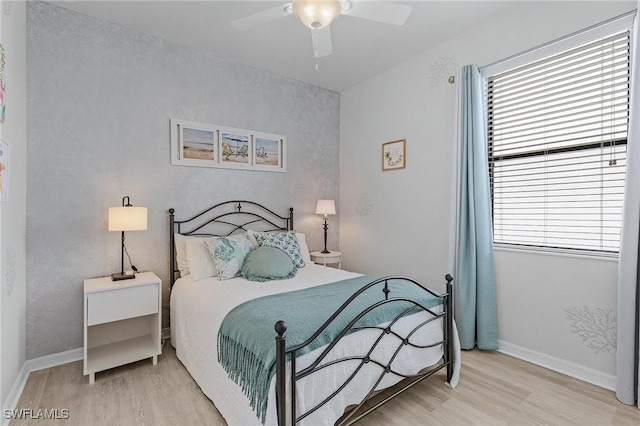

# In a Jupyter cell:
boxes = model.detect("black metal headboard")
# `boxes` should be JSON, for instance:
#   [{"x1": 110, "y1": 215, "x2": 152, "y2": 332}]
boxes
[{"x1": 169, "y1": 200, "x2": 294, "y2": 288}]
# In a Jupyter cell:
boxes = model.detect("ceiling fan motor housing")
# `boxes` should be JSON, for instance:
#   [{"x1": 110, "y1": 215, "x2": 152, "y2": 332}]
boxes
[{"x1": 292, "y1": 0, "x2": 342, "y2": 30}]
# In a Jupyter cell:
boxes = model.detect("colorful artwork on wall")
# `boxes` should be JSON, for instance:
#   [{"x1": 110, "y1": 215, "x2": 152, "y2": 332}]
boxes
[
  {"x1": 0, "y1": 43, "x2": 5, "y2": 123},
  {"x1": 0, "y1": 139, "x2": 9, "y2": 201},
  {"x1": 180, "y1": 124, "x2": 217, "y2": 162},
  {"x1": 220, "y1": 132, "x2": 250, "y2": 166},
  {"x1": 382, "y1": 139, "x2": 406, "y2": 171},
  {"x1": 253, "y1": 133, "x2": 284, "y2": 172}
]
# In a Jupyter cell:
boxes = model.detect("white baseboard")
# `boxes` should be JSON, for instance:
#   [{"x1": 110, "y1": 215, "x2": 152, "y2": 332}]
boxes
[
  {"x1": 2, "y1": 362, "x2": 29, "y2": 426},
  {"x1": 2, "y1": 348, "x2": 83, "y2": 425},
  {"x1": 26, "y1": 348, "x2": 83, "y2": 372},
  {"x1": 498, "y1": 340, "x2": 616, "y2": 391}
]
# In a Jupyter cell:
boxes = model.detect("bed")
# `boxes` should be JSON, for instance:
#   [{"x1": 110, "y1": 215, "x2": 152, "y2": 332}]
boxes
[{"x1": 169, "y1": 201, "x2": 460, "y2": 425}]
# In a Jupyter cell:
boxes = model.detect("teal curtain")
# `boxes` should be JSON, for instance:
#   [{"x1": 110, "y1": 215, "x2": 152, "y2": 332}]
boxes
[{"x1": 455, "y1": 64, "x2": 498, "y2": 350}]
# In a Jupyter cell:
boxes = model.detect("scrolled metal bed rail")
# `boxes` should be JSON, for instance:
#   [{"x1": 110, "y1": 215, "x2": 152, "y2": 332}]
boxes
[{"x1": 275, "y1": 274, "x2": 455, "y2": 426}]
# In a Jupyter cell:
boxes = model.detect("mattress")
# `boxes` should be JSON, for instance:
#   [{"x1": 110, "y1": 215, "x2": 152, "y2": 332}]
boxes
[{"x1": 170, "y1": 264, "x2": 460, "y2": 425}]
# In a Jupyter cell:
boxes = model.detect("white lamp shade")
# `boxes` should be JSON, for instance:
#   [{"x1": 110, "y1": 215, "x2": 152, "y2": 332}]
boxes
[
  {"x1": 315, "y1": 199, "x2": 336, "y2": 215},
  {"x1": 292, "y1": 0, "x2": 341, "y2": 30},
  {"x1": 108, "y1": 206, "x2": 148, "y2": 231}
]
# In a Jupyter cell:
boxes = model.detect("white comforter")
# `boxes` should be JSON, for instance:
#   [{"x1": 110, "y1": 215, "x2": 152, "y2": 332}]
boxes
[{"x1": 170, "y1": 264, "x2": 460, "y2": 425}]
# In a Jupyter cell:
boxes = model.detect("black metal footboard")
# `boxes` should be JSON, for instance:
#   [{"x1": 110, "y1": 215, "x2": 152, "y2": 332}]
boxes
[{"x1": 275, "y1": 274, "x2": 454, "y2": 426}]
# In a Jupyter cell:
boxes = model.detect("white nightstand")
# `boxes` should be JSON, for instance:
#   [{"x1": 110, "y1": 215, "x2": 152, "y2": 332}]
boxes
[
  {"x1": 310, "y1": 251, "x2": 342, "y2": 269},
  {"x1": 83, "y1": 271, "x2": 162, "y2": 383}
]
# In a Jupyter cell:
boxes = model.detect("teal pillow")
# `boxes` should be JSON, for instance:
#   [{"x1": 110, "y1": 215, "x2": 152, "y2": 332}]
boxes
[
  {"x1": 241, "y1": 246, "x2": 297, "y2": 282},
  {"x1": 254, "y1": 230, "x2": 306, "y2": 268},
  {"x1": 206, "y1": 233, "x2": 253, "y2": 280}
]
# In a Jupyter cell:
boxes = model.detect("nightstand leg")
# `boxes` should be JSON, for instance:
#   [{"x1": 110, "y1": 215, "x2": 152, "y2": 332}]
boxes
[
  {"x1": 89, "y1": 373, "x2": 95, "y2": 384},
  {"x1": 152, "y1": 355, "x2": 158, "y2": 365}
]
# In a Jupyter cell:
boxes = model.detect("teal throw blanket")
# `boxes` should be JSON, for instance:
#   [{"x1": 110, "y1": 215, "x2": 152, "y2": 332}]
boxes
[{"x1": 217, "y1": 276, "x2": 443, "y2": 423}]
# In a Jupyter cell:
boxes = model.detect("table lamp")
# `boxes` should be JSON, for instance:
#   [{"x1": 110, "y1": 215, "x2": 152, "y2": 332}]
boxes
[
  {"x1": 315, "y1": 199, "x2": 336, "y2": 254},
  {"x1": 108, "y1": 196, "x2": 147, "y2": 281}
]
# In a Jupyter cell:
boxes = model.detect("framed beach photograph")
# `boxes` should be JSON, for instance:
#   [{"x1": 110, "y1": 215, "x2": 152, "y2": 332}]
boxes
[
  {"x1": 253, "y1": 132, "x2": 286, "y2": 172},
  {"x1": 382, "y1": 139, "x2": 406, "y2": 171},
  {"x1": 170, "y1": 119, "x2": 219, "y2": 168},
  {"x1": 181, "y1": 125, "x2": 216, "y2": 161},
  {"x1": 220, "y1": 131, "x2": 251, "y2": 167}
]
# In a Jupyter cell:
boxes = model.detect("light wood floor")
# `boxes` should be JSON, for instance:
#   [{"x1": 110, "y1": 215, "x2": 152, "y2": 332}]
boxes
[{"x1": 11, "y1": 344, "x2": 640, "y2": 425}]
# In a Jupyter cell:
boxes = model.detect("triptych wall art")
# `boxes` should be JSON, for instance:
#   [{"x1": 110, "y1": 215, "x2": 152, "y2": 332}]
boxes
[{"x1": 170, "y1": 119, "x2": 286, "y2": 173}]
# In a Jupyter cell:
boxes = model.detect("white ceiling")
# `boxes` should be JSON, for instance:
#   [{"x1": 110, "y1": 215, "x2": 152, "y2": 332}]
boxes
[{"x1": 48, "y1": 0, "x2": 533, "y2": 92}]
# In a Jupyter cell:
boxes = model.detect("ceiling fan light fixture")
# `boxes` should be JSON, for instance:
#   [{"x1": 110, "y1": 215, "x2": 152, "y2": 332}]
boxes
[{"x1": 292, "y1": 0, "x2": 342, "y2": 30}]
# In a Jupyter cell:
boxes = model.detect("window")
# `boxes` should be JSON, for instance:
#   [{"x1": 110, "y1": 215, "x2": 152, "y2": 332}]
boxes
[{"x1": 487, "y1": 28, "x2": 630, "y2": 255}]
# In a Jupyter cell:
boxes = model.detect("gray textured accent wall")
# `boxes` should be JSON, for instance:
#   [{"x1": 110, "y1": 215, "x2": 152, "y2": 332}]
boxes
[{"x1": 26, "y1": 1, "x2": 339, "y2": 359}]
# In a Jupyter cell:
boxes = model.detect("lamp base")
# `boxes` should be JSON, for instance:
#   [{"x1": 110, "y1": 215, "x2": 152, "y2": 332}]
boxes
[
  {"x1": 321, "y1": 249, "x2": 331, "y2": 254},
  {"x1": 111, "y1": 271, "x2": 135, "y2": 281}
]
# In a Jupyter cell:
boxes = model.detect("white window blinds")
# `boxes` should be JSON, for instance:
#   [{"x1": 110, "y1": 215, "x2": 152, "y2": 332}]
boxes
[{"x1": 487, "y1": 30, "x2": 630, "y2": 254}]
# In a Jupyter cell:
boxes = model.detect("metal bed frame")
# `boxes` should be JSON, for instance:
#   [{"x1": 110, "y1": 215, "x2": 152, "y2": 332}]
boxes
[
  {"x1": 168, "y1": 201, "x2": 455, "y2": 425},
  {"x1": 274, "y1": 274, "x2": 454, "y2": 426},
  {"x1": 169, "y1": 200, "x2": 293, "y2": 287}
]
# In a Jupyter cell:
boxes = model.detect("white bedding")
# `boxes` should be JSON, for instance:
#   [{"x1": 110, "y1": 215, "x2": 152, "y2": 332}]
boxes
[{"x1": 170, "y1": 264, "x2": 460, "y2": 425}]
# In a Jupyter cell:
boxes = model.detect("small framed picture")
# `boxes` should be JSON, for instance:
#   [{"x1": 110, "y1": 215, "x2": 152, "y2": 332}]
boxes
[
  {"x1": 253, "y1": 132, "x2": 286, "y2": 172},
  {"x1": 382, "y1": 139, "x2": 406, "y2": 171},
  {"x1": 220, "y1": 130, "x2": 251, "y2": 167}
]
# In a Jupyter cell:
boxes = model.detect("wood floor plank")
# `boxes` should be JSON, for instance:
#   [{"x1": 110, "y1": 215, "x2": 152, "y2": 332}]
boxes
[{"x1": 9, "y1": 345, "x2": 640, "y2": 425}]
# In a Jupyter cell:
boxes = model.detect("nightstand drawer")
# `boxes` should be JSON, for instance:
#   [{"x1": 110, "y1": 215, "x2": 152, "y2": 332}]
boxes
[{"x1": 87, "y1": 284, "x2": 158, "y2": 326}]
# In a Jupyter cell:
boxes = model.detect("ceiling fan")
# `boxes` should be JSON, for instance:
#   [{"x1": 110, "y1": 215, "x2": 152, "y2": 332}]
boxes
[{"x1": 230, "y1": 0, "x2": 413, "y2": 60}]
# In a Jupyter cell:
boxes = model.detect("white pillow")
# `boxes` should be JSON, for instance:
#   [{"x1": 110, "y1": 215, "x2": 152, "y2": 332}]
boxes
[
  {"x1": 295, "y1": 232, "x2": 311, "y2": 264},
  {"x1": 185, "y1": 236, "x2": 219, "y2": 281},
  {"x1": 175, "y1": 234, "x2": 216, "y2": 277},
  {"x1": 174, "y1": 234, "x2": 191, "y2": 277}
]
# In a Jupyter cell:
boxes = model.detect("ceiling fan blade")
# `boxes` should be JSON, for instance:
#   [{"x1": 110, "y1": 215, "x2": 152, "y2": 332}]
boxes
[
  {"x1": 342, "y1": 1, "x2": 412, "y2": 26},
  {"x1": 230, "y1": 4, "x2": 291, "y2": 31},
  {"x1": 311, "y1": 27, "x2": 332, "y2": 58}
]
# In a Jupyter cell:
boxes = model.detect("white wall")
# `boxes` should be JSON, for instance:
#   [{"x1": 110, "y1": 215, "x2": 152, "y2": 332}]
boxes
[
  {"x1": 1, "y1": 0, "x2": 27, "y2": 412},
  {"x1": 340, "y1": 1, "x2": 634, "y2": 384},
  {"x1": 495, "y1": 250, "x2": 618, "y2": 377}
]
